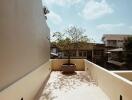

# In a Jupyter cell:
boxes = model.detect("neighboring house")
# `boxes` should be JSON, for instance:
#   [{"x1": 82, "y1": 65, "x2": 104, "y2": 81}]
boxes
[
  {"x1": 92, "y1": 44, "x2": 105, "y2": 65},
  {"x1": 60, "y1": 43, "x2": 94, "y2": 60},
  {"x1": 107, "y1": 48, "x2": 125, "y2": 67},
  {"x1": 102, "y1": 34, "x2": 132, "y2": 48},
  {"x1": 50, "y1": 44, "x2": 59, "y2": 54},
  {"x1": 50, "y1": 44, "x2": 59, "y2": 59},
  {"x1": 102, "y1": 34, "x2": 132, "y2": 68},
  {"x1": 51, "y1": 43, "x2": 105, "y2": 65}
]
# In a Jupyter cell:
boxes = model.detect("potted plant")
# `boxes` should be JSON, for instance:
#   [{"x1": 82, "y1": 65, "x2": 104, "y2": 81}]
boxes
[
  {"x1": 61, "y1": 38, "x2": 76, "y2": 74},
  {"x1": 52, "y1": 26, "x2": 90, "y2": 74}
]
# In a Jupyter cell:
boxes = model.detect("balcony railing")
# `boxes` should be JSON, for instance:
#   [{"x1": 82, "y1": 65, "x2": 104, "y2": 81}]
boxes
[
  {"x1": 39, "y1": 59, "x2": 132, "y2": 100},
  {"x1": 1, "y1": 59, "x2": 132, "y2": 100}
]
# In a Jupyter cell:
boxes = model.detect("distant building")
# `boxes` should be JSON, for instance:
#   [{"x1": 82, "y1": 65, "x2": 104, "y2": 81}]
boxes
[
  {"x1": 102, "y1": 34, "x2": 132, "y2": 68},
  {"x1": 50, "y1": 43, "x2": 105, "y2": 65},
  {"x1": 50, "y1": 44, "x2": 58, "y2": 54},
  {"x1": 60, "y1": 43, "x2": 94, "y2": 60},
  {"x1": 50, "y1": 44, "x2": 59, "y2": 59},
  {"x1": 102, "y1": 34, "x2": 132, "y2": 48}
]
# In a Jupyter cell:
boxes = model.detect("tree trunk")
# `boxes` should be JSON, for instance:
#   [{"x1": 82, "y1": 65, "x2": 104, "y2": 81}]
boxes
[{"x1": 68, "y1": 47, "x2": 71, "y2": 64}]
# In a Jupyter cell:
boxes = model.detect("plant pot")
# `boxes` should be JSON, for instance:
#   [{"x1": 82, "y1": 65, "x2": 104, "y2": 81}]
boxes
[{"x1": 61, "y1": 63, "x2": 76, "y2": 74}]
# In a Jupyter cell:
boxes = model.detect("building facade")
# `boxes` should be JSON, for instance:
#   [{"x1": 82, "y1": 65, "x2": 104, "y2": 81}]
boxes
[
  {"x1": 102, "y1": 34, "x2": 132, "y2": 68},
  {"x1": 51, "y1": 43, "x2": 105, "y2": 65},
  {"x1": 102, "y1": 34, "x2": 132, "y2": 48}
]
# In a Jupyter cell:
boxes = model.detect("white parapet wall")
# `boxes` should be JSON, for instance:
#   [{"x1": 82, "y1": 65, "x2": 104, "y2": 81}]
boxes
[
  {"x1": 0, "y1": 61, "x2": 51, "y2": 100},
  {"x1": 51, "y1": 59, "x2": 85, "y2": 71},
  {"x1": 84, "y1": 59, "x2": 132, "y2": 100},
  {"x1": 113, "y1": 71, "x2": 132, "y2": 81}
]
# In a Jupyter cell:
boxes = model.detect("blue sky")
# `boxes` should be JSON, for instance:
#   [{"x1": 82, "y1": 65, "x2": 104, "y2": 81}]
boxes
[{"x1": 42, "y1": 0, "x2": 132, "y2": 43}]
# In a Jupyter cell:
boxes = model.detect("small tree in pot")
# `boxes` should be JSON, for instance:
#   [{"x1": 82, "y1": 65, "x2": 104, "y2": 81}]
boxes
[
  {"x1": 52, "y1": 26, "x2": 90, "y2": 73},
  {"x1": 65, "y1": 26, "x2": 90, "y2": 58},
  {"x1": 62, "y1": 26, "x2": 90, "y2": 73}
]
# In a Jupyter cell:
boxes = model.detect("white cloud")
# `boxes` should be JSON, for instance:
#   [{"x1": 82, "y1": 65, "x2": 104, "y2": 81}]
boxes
[
  {"x1": 80, "y1": 0, "x2": 113, "y2": 20},
  {"x1": 42, "y1": 0, "x2": 81, "y2": 6},
  {"x1": 129, "y1": 26, "x2": 132, "y2": 29},
  {"x1": 97, "y1": 23, "x2": 125, "y2": 30},
  {"x1": 47, "y1": 11, "x2": 62, "y2": 25}
]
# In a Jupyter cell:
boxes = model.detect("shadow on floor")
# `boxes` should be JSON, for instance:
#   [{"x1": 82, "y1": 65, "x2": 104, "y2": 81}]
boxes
[{"x1": 39, "y1": 71, "x2": 96, "y2": 100}]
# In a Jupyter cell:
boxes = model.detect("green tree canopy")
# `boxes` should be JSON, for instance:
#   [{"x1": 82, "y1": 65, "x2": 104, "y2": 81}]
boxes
[
  {"x1": 64, "y1": 26, "x2": 91, "y2": 51},
  {"x1": 52, "y1": 32, "x2": 64, "y2": 42},
  {"x1": 65, "y1": 26, "x2": 90, "y2": 43},
  {"x1": 51, "y1": 26, "x2": 91, "y2": 50},
  {"x1": 51, "y1": 26, "x2": 93, "y2": 63}
]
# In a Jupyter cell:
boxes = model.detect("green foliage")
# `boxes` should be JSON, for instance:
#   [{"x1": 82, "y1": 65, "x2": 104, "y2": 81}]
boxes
[
  {"x1": 51, "y1": 26, "x2": 92, "y2": 63},
  {"x1": 52, "y1": 32, "x2": 64, "y2": 42},
  {"x1": 64, "y1": 26, "x2": 91, "y2": 53},
  {"x1": 65, "y1": 26, "x2": 90, "y2": 43},
  {"x1": 52, "y1": 26, "x2": 91, "y2": 49}
]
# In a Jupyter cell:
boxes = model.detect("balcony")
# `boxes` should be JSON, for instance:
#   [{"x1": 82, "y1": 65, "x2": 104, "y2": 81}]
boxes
[
  {"x1": 1, "y1": 59, "x2": 132, "y2": 100},
  {"x1": 38, "y1": 59, "x2": 132, "y2": 100},
  {"x1": 39, "y1": 71, "x2": 109, "y2": 100}
]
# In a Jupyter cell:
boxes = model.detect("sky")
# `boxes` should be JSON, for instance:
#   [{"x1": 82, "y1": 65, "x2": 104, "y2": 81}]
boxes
[{"x1": 42, "y1": 0, "x2": 132, "y2": 43}]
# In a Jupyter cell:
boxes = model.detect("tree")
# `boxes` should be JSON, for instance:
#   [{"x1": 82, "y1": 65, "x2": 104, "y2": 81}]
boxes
[
  {"x1": 65, "y1": 26, "x2": 90, "y2": 57},
  {"x1": 124, "y1": 37, "x2": 132, "y2": 69},
  {"x1": 52, "y1": 32, "x2": 64, "y2": 42},
  {"x1": 51, "y1": 26, "x2": 91, "y2": 64},
  {"x1": 52, "y1": 32, "x2": 65, "y2": 49}
]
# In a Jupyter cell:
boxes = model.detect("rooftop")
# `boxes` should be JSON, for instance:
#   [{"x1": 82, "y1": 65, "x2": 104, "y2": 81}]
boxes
[
  {"x1": 102, "y1": 34, "x2": 132, "y2": 41},
  {"x1": 1, "y1": 59, "x2": 132, "y2": 100},
  {"x1": 37, "y1": 59, "x2": 132, "y2": 100},
  {"x1": 39, "y1": 71, "x2": 109, "y2": 100}
]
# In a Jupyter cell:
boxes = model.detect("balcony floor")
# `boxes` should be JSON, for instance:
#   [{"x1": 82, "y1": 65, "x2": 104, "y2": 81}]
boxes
[{"x1": 39, "y1": 71, "x2": 109, "y2": 100}]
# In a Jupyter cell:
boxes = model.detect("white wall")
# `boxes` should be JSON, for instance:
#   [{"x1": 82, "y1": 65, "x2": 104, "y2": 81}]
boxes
[
  {"x1": 51, "y1": 59, "x2": 85, "y2": 71},
  {"x1": 0, "y1": 0, "x2": 50, "y2": 91},
  {"x1": 114, "y1": 71, "x2": 132, "y2": 81},
  {"x1": 0, "y1": 61, "x2": 51, "y2": 100},
  {"x1": 85, "y1": 60, "x2": 132, "y2": 100}
]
